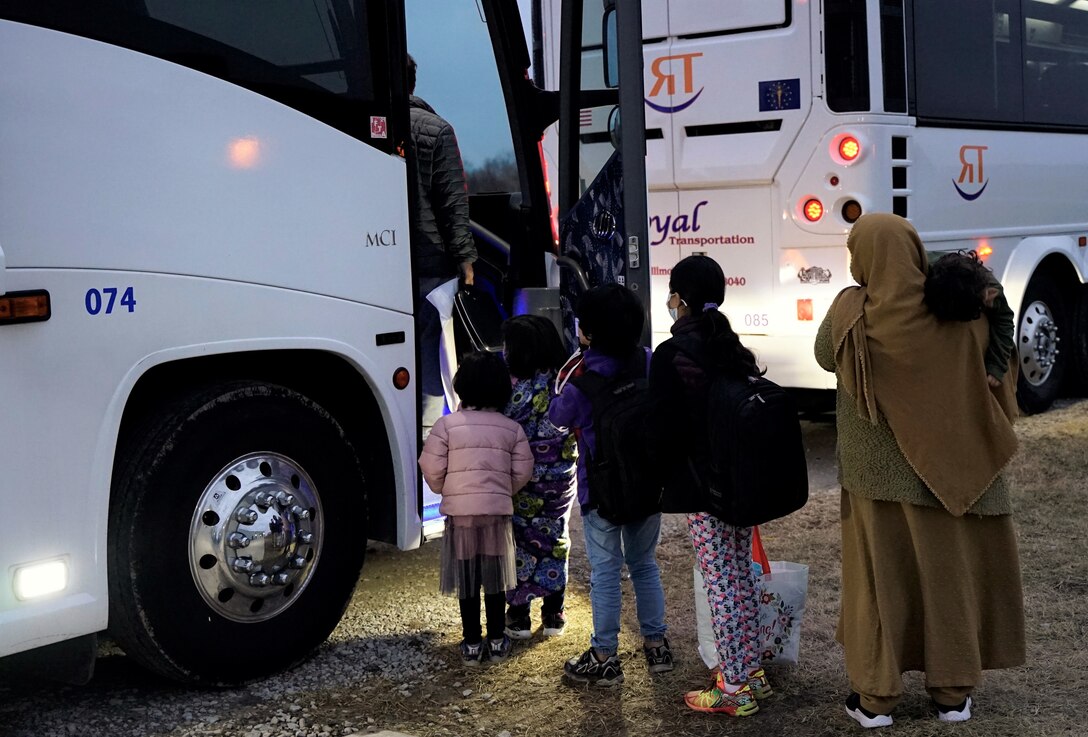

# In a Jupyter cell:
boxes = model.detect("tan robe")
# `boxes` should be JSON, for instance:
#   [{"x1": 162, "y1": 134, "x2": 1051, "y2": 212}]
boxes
[{"x1": 838, "y1": 491, "x2": 1026, "y2": 697}]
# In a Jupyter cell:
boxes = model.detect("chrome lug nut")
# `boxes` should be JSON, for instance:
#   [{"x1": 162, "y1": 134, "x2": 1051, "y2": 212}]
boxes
[
  {"x1": 297, "y1": 531, "x2": 314, "y2": 545},
  {"x1": 290, "y1": 505, "x2": 310, "y2": 520},
  {"x1": 288, "y1": 555, "x2": 306, "y2": 569},
  {"x1": 275, "y1": 491, "x2": 295, "y2": 507},
  {"x1": 231, "y1": 557, "x2": 254, "y2": 573},
  {"x1": 254, "y1": 491, "x2": 275, "y2": 510},
  {"x1": 272, "y1": 571, "x2": 290, "y2": 586},
  {"x1": 235, "y1": 507, "x2": 259, "y2": 525},
  {"x1": 249, "y1": 571, "x2": 270, "y2": 587},
  {"x1": 228, "y1": 532, "x2": 251, "y2": 549}
]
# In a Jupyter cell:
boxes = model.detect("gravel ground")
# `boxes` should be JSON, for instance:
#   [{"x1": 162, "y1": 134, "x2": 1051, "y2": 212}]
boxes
[
  {"x1": 0, "y1": 419, "x2": 839, "y2": 737},
  {"x1": 0, "y1": 517, "x2": 714, "y2": 737},
  {"x1": 2, "y1": 407, "x2": 1076, "y2": 737}
]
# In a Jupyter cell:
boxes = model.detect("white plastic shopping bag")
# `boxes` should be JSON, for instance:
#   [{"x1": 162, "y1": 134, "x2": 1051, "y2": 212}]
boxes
[
  {"x1": 758, "y1": 561, "x2": 808, "y2": 665},
  {"x1": 693, "y1": 560, "x2": 808, "y2": 668},
  {"x1": 425, "y1": 278, "x2": 461, "y2": 414}
]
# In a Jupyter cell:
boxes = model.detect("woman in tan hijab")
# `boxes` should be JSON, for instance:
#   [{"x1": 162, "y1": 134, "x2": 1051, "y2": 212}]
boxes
[{"x1": 814, "y1": 214, "x2": 1024, "y2": 729}]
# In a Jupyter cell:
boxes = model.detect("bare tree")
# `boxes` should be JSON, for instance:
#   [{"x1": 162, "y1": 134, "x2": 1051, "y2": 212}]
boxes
[{"x1": 466, "y1": 153, "x2": 519, "y2": 194}]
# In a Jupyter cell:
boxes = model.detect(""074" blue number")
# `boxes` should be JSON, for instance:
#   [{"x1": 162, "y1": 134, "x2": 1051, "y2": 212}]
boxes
[{"x1": 85, "y1": 287, "x2": 136, "y2": 315}]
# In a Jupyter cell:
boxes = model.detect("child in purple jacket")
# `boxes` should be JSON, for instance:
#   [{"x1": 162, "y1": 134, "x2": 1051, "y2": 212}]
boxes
[{"x1": 549, "y1": 284, "x2": 672, "y2": 687}]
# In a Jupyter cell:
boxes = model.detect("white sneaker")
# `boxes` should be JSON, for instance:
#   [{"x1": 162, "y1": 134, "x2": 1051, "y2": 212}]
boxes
[
  {"x1": 845, "y1": 693, "x2": 894, "y2": 728},
  {"x1": 937, "y1": 696, "x2": 972, "y2": 723}
]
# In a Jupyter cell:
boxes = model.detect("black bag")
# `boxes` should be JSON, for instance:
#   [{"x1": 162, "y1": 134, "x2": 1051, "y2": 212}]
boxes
[
  {"x1": 453, "y1": 285, "x2": 504, "y2": 353},
  {"x1": 571, "y1": 351, "x2": 662, "y2": 524},
  {"x1": 704, "y1": 373, "x2": 809, "y2": 526},
  {"x1": 673, "y1": 337, "x2": 808, "y2": 526}
]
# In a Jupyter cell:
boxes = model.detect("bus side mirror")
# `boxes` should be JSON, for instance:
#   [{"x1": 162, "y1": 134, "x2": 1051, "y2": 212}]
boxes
[
  {"x1": 608, "y1": 105, "x2": 621, "y2": 150},
  {"x1": 603, "y1": 8, "x2": 618, "y2": 88}
]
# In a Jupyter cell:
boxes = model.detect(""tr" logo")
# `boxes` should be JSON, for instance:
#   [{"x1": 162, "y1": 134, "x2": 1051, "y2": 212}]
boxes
[
  {"x1": 953, "y1": 144, "x2": 989, "y2": 201},
  {"x1": 646, "y1": 53, "x2": 704, "y2": 113}
]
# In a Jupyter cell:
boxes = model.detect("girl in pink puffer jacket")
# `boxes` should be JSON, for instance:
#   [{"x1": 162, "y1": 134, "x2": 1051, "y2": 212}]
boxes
[{"x1": 419, "y1": 351, "x2": 534, "y2": 666}]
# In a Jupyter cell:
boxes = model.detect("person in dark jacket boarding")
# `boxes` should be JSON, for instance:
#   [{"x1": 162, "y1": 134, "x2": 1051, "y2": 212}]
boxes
[{"x1": 407, "y1": 53, "x2": 477, "y2": 433}]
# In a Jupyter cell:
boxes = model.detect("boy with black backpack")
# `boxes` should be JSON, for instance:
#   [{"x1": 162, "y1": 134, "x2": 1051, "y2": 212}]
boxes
[{"x1": 549, "y1": 284, "x2": 672, "y2": 687}]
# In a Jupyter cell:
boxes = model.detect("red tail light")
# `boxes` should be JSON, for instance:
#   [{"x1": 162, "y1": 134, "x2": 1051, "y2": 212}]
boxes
[
  {"x1": 803, "y1": 199, "x2": 824, "y2": 222},
  {"x1": 839, "y1": 136, "x2": 861, "y2": 162}
]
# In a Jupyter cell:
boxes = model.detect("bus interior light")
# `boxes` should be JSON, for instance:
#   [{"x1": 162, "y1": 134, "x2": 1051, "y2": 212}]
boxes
[
  {"x1": 842, "y1": 200, "x2": 863, "y2": 223},
  {"x1": 803, "y1": 198, "x2": 824, "y2": 222},
  {"x1": 13, "y1": 559, "x2": 68, "y2": 600}
]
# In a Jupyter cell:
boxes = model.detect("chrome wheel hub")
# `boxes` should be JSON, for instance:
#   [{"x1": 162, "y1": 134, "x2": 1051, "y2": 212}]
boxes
[
  {"x1": 189, "y1": 452, "x2": 323, "y2": 622},
  {"x1": 1018, "y1": 300, "x2": 1060, "y2": 387}
]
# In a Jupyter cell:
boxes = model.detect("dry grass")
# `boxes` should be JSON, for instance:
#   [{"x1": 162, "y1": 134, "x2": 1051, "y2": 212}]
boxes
[{"x1": 325, "y1": 400, "x2": 1088, "y2": 737}]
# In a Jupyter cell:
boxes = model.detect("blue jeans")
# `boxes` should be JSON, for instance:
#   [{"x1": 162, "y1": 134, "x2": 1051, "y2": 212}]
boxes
[{"x1": 581, "y1": 509, "x2": 667, "y2": 655}]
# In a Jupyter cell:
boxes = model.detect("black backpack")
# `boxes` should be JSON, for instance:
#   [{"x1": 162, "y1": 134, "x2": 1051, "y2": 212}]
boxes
[
  {"x1": 675, "y1": 338, "x2": 809, "y2": 526},
  {"x1": 571, "y1": 351, "x2": 662, "y2": 524}
]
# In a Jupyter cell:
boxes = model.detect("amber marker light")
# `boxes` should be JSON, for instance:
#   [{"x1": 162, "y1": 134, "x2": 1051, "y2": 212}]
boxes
[
  {"x1": 977, "y1": 241, "x2": 993, "y2": 259},
  {"x1": 0, "y1": 290, "x2": 51, "y2": 325},
  {"x1": 839, "y1": 136, "x2": 861, "y2": 162},
  {"x1": 228, "y1": 137, "x2": 261, "y2": 169},
  {"x1": 393, "y1": 367, "x2": 411, "y2": 390},
  {"x1": 803, "y1": 198, "x2": 824, "y2": 222},
  {"x1": 797, "y1": 299, "x2": 814, "y2": 321}
]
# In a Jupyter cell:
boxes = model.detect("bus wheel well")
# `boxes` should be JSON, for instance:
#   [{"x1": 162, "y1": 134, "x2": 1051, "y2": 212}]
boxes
[
  {"x1": 1030, "y1": 254, "x2": 1080, "y2": 298},
  {"x1": 118, "y1": 350, "x2": 398, "y2": 544}
]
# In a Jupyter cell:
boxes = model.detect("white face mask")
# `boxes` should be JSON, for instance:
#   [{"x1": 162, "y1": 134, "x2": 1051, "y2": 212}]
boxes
[{"x1": 666, "y1": 292, "x2": 687, "y2": 322}]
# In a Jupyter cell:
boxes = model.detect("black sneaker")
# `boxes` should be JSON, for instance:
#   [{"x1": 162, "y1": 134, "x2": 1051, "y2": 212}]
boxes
[
  {"x1": 643, "y1": 636, "x2": 674, "y2": 674},
  {"x1": 504, "y1": 613, "x2": 532, "y2": 640},
  {"x1": 488, "y1": 635, "x2": 512, "y2": 663},
  {"x1": 563, "y1": 648, "x2": 624, "y2": 686},
  {"x1": 845, "y1": 692, "x2": 893, "y2": 728},
  {"x1": 460, "y1": 640, "x2": 485, "y2": 668},
  {"x1": 542, "y1": 610, "x2": 567, "y2": 637}
]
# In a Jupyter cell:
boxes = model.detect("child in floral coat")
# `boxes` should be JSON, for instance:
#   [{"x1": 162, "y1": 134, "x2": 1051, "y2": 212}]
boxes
[{"x1": 500, "y1": 315, "x2": 578, "y2": 639}]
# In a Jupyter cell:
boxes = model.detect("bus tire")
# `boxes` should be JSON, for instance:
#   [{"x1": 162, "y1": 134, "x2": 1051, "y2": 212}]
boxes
[
  {"x1": 1016, "y1": 276, "x2": 1068, "y2": 415},
  {"x1": 108, "y1": 382, "x2": 367, "y2": 684}
]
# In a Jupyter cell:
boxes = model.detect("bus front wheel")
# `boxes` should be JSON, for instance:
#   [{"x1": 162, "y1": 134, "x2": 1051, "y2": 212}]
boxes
[
  {"x1": 108, "y1": 382, "x2": 367, "y2": 684},
  {"x1": 1016, "y1": 276, "x2": 1068, "y2": 415}
]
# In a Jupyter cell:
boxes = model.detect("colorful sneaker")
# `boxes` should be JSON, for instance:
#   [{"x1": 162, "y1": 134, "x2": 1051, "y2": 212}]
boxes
[
  {"x1": 684, "y1": 672, "x2": 759, "y2": 716},
  {"x1": 643, "y1": 636, "x2": 674, "y2": 674},
  {"x1": 488, "y1": 635, "x2": 512, "y2": 663},
  {"x1": 542, "y1": 610, "x2": 567, "y2": 637},
  {"x1": 747, "y1": 667, "x2": 773, "y2": 700},
  {"x1": 845, "y1": 693, "x2": 893, "y2": 728},
  {"x1": 936, "y1": 696, "x2": 972, "y2": 723},
  {"x1": 504, "y1": 613, "x2": 532, "y2": 640},
  {"x1": 459, "y1": 640, "x2": 485, "y2": 668},
  {"x1": 563, "y1": 648, "x2": 624, "y2": 687}
]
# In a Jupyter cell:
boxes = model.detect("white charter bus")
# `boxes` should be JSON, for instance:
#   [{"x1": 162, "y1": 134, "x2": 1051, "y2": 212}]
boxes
[
  {"x1": 533, "y1": 0, "x2": 1088, "y2": 414},
  {"x1": 0, "y1": 0, "x2": 652, "y2": 684}
]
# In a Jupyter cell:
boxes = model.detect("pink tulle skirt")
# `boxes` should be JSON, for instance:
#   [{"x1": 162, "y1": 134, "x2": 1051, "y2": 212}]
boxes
[{"x1": 439, "y1": 515, "x2": 516, "y2": 598}]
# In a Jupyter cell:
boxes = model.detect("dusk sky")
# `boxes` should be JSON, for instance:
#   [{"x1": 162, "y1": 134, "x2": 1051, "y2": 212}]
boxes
[{"x1": 405, "y1": 2, "x2": 518, "y2": 170}]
